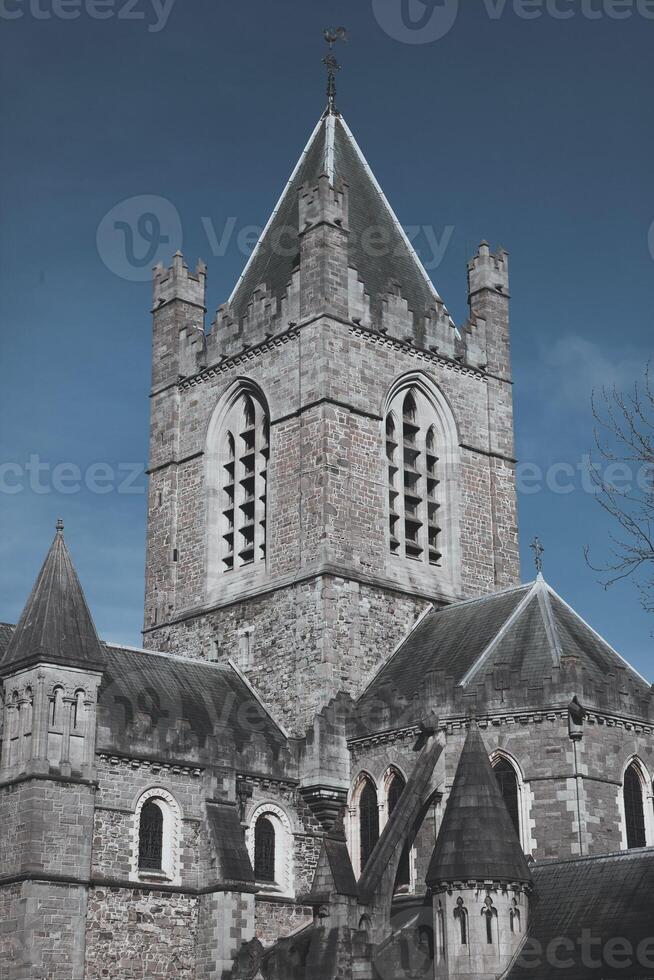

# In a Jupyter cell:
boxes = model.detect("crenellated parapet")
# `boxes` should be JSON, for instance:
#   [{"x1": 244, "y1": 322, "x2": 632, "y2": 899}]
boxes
[
  {"x1": 467, "y1": 241, "x2": 510, "y2": 299},
  {"x1": 153, "y1": 250, "x2": 206, "y2": 309},
  {"x1": 299, "y1": 175, "x2": 349, "y2": 234}
]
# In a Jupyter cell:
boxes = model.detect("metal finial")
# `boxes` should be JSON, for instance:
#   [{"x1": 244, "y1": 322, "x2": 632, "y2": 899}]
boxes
[
  {"x1": 530, "y1": 536, "x2": 545, "y2": 575},
  {"x1": 322, "y1": 26, "x2": 347, "y2": 114},
  {"x1": 56, "y1": 518, "x2": 64, "y2": 533}
]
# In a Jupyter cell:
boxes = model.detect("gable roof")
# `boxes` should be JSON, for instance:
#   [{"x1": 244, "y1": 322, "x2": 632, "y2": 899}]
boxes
[
  {"x1": 227, "y1": 111, "x2": 448, "y2": 326},
  {"x1": 356, "y1": 578, "x2": 652, "y2": 733},
  {"x1": 0, "y1": 523, "x2": 106, "y2": 676},
  {"x1": 506, "y1": 849, "x2": 654, "y2": 980},
  {"x1": 98, "y1": 644, "x2": 288, "y2": 762},
  {"x1": 426, "y1": 725, "x2": 532, "y2": 886}
]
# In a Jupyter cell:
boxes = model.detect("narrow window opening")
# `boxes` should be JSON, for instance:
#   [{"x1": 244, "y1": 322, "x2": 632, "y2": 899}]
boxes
[
  {"x1": 624, "y1": 763, "x2": 647, "y2": 849},
  {"x1": 493, "y1": 757, "x2": 521, "y2": 840},
  {"x1": 139, "y1": 801, "x2": 164, "y2": 871},
  {"x1": 454, "y1": 898, "x2": 468, "y2": 945},
  {"x1": 254, "y1": 816, "x2": 275, "y2": 882},
  {"x1": 359, "y1": 779, "x2": 379, "y2": 871},
  {"x1": 387, "y1": 773, "x2": 410, "y2": 889}
]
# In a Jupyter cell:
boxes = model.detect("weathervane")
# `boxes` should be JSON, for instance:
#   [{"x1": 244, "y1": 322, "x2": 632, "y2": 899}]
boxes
[
  {"x1": 530, "y1": 536, "x2": 545, "y2": 575},
  {"x1": 322, "y1": 26, "x2": 347, "y2": 114}
]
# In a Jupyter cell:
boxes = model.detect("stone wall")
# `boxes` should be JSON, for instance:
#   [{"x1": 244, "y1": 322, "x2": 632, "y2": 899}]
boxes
[{"x1": 84, "y1": 886, "x2": 197, "y2": 979}]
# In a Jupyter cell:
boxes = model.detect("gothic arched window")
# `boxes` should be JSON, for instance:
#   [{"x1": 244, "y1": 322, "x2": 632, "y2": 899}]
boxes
[
  {"x1": 624, "y1": 763, "x2": 647, "y2": 850},
  {"x1": 254, "y1": 816, "x2": 276, "y2": 882},
  {"x1": 387, "y1": 772, "x2": 410, "y2": 889},
  {"x1": 493, "y1": 757, "x2": 521, "y2": 840},
  {"x1": 359, "y1": 779, "x2": 379, "y2": 871},
  {"x1": 211, "y1": 388, "x2": 269, "y2": 574},
  {"x1": 139, "y1": 800, "x2": 164, "y2": 871},
  {"x1": 385, "y1": 383, "x2": 453, "y2": 568}
]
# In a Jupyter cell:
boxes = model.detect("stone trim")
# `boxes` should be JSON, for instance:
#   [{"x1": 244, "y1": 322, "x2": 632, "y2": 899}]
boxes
[
  {"x1": 131, "y1": 786, "x2": 182, "y2": 887},
  {"x1": 245, "y1": 801, "x2": 295, "y2": 899}
]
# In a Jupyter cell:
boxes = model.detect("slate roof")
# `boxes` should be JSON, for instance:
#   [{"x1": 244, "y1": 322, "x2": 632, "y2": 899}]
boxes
[
  {"x1": 0, "y1": 624, "x2": 13, "y2": 658},
  {"x1": 357, "y1": 578, "x2": 651, "y2": 731},
  {"x1": 227, "y1": 112, "x2": 446, "y2": 325},
  {"x1": 206, "y1": 801, "x2": 255, "y2": 887},
  {"x1": 426, "y1": 725, "x2": 532, "y2": 886},
  {"x1": 506, "y1": 849, "x2": 654, "y2": 980},
  {"x1": 98, "y1": 644, "x2": 287, "y2": 759},
  {"x1": 0, "y1": 524, "x2": 106, "y2": 676},
  {"x1": 309, "y1": 812, "x2": 358, "y2": 901}
]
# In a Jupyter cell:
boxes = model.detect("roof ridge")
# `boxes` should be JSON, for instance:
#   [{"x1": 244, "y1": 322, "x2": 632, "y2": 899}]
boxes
[
  {"x1": 534, "y1": 577, "x2": 563, "y2": 668},
  {"x1": 533, "y1": 846, "x2": 654, "y2": 868},
  {"x1": 459, "y1": 581, "x2": 539, "y2": 688},
  {"x1": 336, "y1": 116, "x2": 446, "y2": 314},
  {"x1": 435, "y1": 581, "x2": 534, "y2": 615},
  {"x1": 544, "y1": 582, "x2": 651, "y2": 687},
  {"x1": 105, "y1": 641, "x2": 233, "y2": 671}
]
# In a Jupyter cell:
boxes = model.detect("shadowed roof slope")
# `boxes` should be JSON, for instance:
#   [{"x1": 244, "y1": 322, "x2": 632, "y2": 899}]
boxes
[
  {"x1": 506, "y1": 849, "x2": 654, "y2": 980},
  {"x1": 98, "y1": 644, "x2": 288, "y2": 763},
  {"x1": 227, "y1": 112, "x2": 446, "y2": 325},
  {"x1": 0, "y1": 523, "x2": 106, "y2": 676},
  {"x1": 426, "y1": 725, "x2": 532, "y2": 886},
  {"x1": 356, "y1": 578, "x2": 651, "y2": 733}
]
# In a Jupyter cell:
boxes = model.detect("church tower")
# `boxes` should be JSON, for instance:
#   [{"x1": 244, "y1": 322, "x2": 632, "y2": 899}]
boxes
[
  {"x1": 143, "y1": 84, "x2": 519, "y2": 735},
  {"x1": 0, "y1": 521, "x2": 105, "y2": 979}
]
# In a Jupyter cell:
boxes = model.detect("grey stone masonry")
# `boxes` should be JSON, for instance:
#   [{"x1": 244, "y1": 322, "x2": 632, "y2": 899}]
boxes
[{"x1": 143, "y1": 153, "x2": 520, "y2": 735}]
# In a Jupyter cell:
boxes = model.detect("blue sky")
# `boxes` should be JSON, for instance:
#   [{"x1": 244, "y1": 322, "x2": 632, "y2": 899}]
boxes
[{"x1": 1, "y1": 0, "x2": 653, "y2": 678}]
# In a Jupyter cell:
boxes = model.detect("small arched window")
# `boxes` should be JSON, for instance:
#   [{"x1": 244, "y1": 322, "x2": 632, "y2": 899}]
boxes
[
  {"x1": 493, "y1": 757, "x2": 521, "y2": 840},
  {"x1": 254, "y1": 816, "x2": 276, "y2": 882},
  {"x1": 50, "y1": 686, "x2": 64, "y2": 728},
  {"x1": 624, "y1": 763, "x2": 647, "y2": 849},
  {"x1": 384, "y1": 382, "x2": 454, "y2": 568},
  {"x1": 359, "y1": 779, "x2": 379, "y2": 871},
  {"x1": 72, "y1": 690, "x2": 85, "y2": 731},
  {"x1": 387, "y1": 772, "x2": 410, "y2": 889},
  {"x1": 139, "y1": 800, "x2": 164, "y2": 871}
]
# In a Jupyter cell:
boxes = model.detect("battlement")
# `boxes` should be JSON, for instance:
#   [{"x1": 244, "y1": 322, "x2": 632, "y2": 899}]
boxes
[
  {"x1": 298, "y1": 175, "x2": 349, "y2": 234},
  {"x1": 467, "y1": 241, "x2": 510, "y2": 298},
  {"x1": 153, "y1": 251, "x2": 207, "y2": 309}
]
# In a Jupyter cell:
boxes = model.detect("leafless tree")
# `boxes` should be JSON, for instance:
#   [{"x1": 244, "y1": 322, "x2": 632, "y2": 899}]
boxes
[{"x1": 586, "y1": 364, "x2": 654, "y2": 610}]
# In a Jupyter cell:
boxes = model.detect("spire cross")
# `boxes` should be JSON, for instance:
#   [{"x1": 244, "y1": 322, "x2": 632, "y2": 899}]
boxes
[
  {"x1": 322, "y1": 27, "x2": 347, "y2": 114},
  {"x1": 530, "y1": 536, "x2": 545, "y2": 575}
]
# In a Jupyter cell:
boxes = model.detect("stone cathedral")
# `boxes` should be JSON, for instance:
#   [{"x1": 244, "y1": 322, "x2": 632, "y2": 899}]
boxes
[{"x1": 1, "y1": 83, "x2": 653, "y2": 980}]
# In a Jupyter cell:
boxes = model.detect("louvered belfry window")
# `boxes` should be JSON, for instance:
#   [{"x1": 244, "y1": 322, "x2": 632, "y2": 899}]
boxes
[
  {"x1": 254, "y1": 816, "x2": 276, "y2": 882},
  {"x1": 624, "y1": 764, "x2": 647, "y2": 849},
  {"x1": 359, "y1": 779, "x2": 380, "y2": 871},
  {"x1": 221, "y1": 392, "x2": 269, "y2": 572},
  {"x1": 387, "y1": 773, "x2": 410, "y2": 888},
  {"x1": 493, "y1": 758, "x2": 521, "y2": 840},
  {"x1": 386, "y1": 388, "x2": 442, "y2": 566},
  {"x1": 139, "y1": 801, "x2": 164, "y2": 871}
]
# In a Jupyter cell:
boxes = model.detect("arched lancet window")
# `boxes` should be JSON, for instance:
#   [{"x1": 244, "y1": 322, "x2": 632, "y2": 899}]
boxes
[
  {"x1": 387, "y1": 772, "x2": 410, "y2": 889},
  {"x1": 50, "y1": 686, "x2": 64, "y2": 728},
  {"x1": 72, "y1": 690, "x2": 85, "y2": 732},
  {"x1": 624, "y1": 762, "x2": 647, "y2": 849},
  {"x1": 481, "y1": 896, "x2": 497, "y2": 945},
  {"x1": 454, "y1": 897, "x2": 468, "y2": 946},
  {"x1": 384, "y1": 378, "x2": 459, "y2": 578},
  {"x1": 359, "y1": 779, "x2": 379, "y2": 871},
  {"x1": 139, "y1": 800, "x2": 164, "y2": 871},
  {"x1": 493, "y1": 757, "x2": 521, "y2": 840},
  {"x1": 510, "y1": 898, "x2": 521, "y2": 934},
  {"x1": 254, "y1": 816, "x2": 276, "y2": 883},
  {"x1": 208, "y1": 385, "x2": 269, "y2": 578}
]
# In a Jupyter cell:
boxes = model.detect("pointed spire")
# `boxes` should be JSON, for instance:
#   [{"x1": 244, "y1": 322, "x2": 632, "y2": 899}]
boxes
[
  {"x1": 0, "y1": 522, "x2": 106, "y2": 676},
  {"x1": 426, "y1": 726, "x2": 532, "y2": 886}
]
